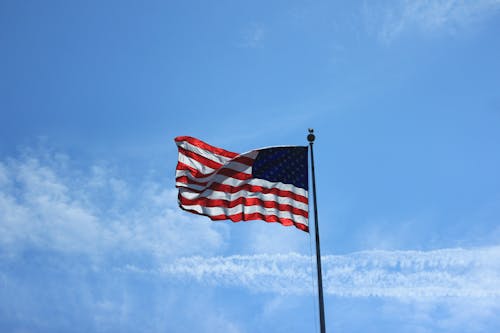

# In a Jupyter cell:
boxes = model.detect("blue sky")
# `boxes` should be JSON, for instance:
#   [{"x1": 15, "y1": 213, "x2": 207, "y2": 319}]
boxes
[{"x1": 1, "y1": 1, "x2": 500, "y2": 332}]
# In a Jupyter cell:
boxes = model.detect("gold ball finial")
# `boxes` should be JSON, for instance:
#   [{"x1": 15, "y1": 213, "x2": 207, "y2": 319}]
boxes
[{"x1": 307, "y1": 128, "x2": 315, "y2": 143}]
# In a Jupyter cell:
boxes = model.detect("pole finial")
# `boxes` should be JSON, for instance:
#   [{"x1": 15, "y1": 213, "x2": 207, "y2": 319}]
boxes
[{"x1": 307, "y1": 128, "x2": 315, "y2": 143}]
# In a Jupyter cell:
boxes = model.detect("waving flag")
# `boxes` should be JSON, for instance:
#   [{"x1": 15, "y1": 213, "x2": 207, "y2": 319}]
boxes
[{"x1": 175, "y1": 136, "x2": 309, "y2": 232}]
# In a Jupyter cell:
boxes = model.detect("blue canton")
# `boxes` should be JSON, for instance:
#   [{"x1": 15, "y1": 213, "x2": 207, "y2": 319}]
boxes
[{"x1": 252, "y1": 146, "x2": 308, "y2": 190}]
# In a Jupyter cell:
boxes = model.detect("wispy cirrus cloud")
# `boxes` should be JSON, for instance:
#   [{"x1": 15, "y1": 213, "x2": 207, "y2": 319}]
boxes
[
  {"x1": 160, "y1": 247, "x2": 500, "y2": 298},
  {"x1": 364, "y1": 0, "x2": 500, "y2": 42},
  {"x1": 238, "y1": 22, "x2": 265, "y2": 48},
  {"x1": 0, "y1": 148, "x2": 227, "y2": 261}
]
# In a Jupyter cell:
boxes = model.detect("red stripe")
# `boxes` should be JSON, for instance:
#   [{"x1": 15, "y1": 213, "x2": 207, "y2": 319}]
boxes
[
  {"x1": 179, "y1": 205, "x2": 309, "y2": 232},
  {"x1": 178, "y1": 195, "x2": 309, "y2": 218},
  {"x1": 219, "y1": 211, "x2": 309, "y2": 232},
  {"x1": 231, "y1": 155, "x2": 254, "y2": 166},
  {"x1": 177, "y1": 167, "x2": 252, "y2": 183},
  {"x1": 180, "y1": 182, "x2": 308, "y2": 204},
  {"x1": 176, "y1": 162, "x2": 213, "y2": 178},
  {"x1": 175, "y1": 176, "x2": 207, "y2": 187},
  {"x1": 180, "y1": 206, "x2": 307, "y2": 228},
  {"x1": 218, "y1": 168, "x2": 252, "y2": 180},
  {"x1": 294, "y1": 223, "x2": 309, "y2": 232},
  {"x1": 175, "y1": 136, "x2": 238, "y2": 159},
  {"x1": 177, "y1": 150, "x2": 254, "y2": 179},
  {"x1": 178, "y1": 146, "x2": 223, "y2": 170}
]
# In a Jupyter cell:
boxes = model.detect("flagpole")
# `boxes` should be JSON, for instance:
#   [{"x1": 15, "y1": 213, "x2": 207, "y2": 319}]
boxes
[{"x1": 308, "y1": 128, "x2": 326, "y2": 333}]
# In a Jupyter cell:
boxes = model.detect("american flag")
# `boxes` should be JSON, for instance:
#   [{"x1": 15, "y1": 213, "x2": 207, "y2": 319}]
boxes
[{"x1": 175, "y1": 136, "x2": 309, "y2": 232}]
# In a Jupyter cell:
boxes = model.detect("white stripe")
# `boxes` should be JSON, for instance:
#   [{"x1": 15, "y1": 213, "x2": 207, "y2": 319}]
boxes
[
  {"x1": 175, "y1": 160, "x2": 252, "y2": 182},
  {"x1": 179, "y1": 188, "x2": 309, "y2": 211},
  {"x1": 177, "y1": 152, "x2": 216, "y2": 175},
  {"x1": 175, "y1": 180, "x2": 206, "y2": 191},
  {"x1": 178, "y1": 176, "x2": 308, "y2": 198},
  {"x1": 177, "y1": 150, "x2": 257, "y2": 180},
  {"x1": 237, "y1": 150, "x2": 259, "y2": 160},
  {"x1": 179, "y1": 203, "x2": 308, "y2": 226},
  {"x1": 176, "y1": 140, "x2": 232, "y2": 165}
]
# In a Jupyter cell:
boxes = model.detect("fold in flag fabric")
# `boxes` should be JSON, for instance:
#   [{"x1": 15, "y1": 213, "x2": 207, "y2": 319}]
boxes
[{"x1": 175, "y1": 136, "x2": 309, "y2": 232}]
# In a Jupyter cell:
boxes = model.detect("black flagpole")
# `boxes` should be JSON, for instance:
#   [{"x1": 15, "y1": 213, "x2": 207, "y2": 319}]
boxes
[{"x1": 308, "y1": 128, "x2": 326, "y2": 333}]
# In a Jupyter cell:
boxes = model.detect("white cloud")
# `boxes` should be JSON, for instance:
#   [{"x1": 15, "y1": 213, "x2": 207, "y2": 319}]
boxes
[
  {"x1": 0, "y1": 150, "x2": 228, "y2": 261},
  {"x1": 238, "y1": 22, "x2": 265, "y2": 48},
  {"x1": 161, "y1": 246, "x2": 500, "y2": 298},
  {"x1": 0, "y1": 162, "x2": 8, "y2": 185},
  {"x1": 364, "y1": 0, "x2": 500, "y2": 42},
  {"x1": 162, "y1": 252, "x2": 312, "y2": 295}
]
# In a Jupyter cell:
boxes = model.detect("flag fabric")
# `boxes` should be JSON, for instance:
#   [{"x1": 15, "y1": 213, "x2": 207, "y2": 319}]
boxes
[{"x1": 175, "y1": 136, "x2": 309, "y2": 232}]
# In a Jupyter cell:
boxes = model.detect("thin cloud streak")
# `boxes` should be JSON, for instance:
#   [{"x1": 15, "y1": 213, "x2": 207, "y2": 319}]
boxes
[
  {"x1": 364, "y1": 0, "x2": 500, "y2": 42},
  {"x1": 238, "y1": 22, "x2": 265, "y2": 48},
  {"x1": 161, "y1": 247, "x2": 500, "y2": 298}
]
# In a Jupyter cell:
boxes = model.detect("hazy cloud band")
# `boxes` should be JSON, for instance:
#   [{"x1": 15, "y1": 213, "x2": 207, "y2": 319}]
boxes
[
  {"x1": 2, "y1": 150, "x2": 499, "y2": 299},
  {"x1": 161, "y1": 247, "x2": 500, "y2": 298}
]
